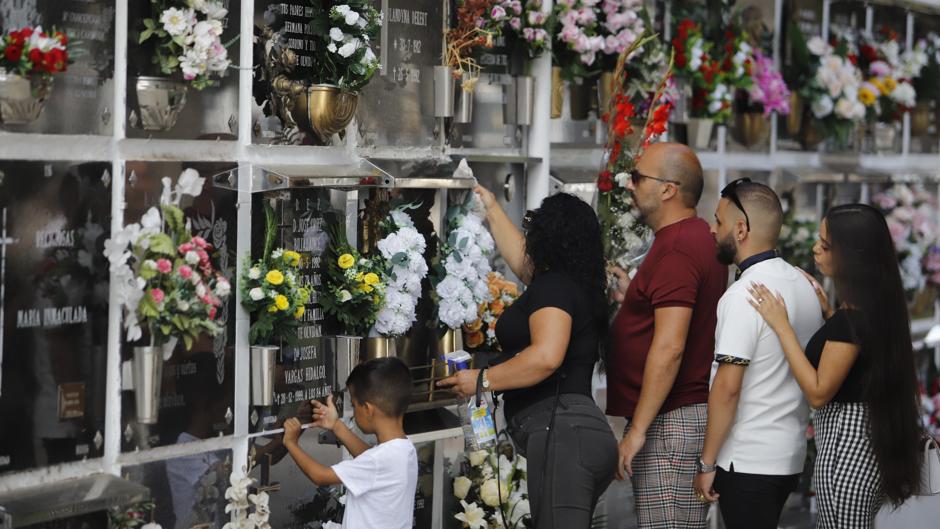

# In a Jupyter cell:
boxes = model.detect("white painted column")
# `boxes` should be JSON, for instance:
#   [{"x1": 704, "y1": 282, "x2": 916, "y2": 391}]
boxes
[
  {"x1": 526, "y1": 0, "x2": 552, "y2": 208},
  {"x1": 903, "y1": 11, "x2": 914, "y2": 156},
  {"x1": 103, "y1": 0, "x2": 129, "y2": 478}
]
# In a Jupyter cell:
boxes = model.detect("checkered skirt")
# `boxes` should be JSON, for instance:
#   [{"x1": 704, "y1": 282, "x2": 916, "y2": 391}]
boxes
[{"x1": 813, "y1": 401, "x2": 883, "y2": 529}]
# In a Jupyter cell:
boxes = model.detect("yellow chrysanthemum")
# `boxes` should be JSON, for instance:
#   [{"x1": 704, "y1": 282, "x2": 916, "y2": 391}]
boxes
[
  {"x1": 284, "y1": 250, "x2": 301, "y2": 267},
  {"x1": 858, "y1": 87, "x2": 877, "y2": 106},
  {"x1": 338, "y1": 253, "x2": 355, "y2": 269},
  {"x1": 355, "y1": 272, "x2": 364, "y2": 282},
  {"x1": 294, "y1": 305, "x2": 305, "y2": 319},
  {"x1": 267, "y1": 304, "x2": 278, "y2": 313},
  {"x1": 362, "y1": 284, "x2": 374, "y2": 293},
  {"x1": 274, "y1": 295, "x2": 289, "y2": 311},
  {"x1": 883, "y1": 77, "x2": 897, "y2": 93},
  {"x1": 364, "y1": 272, "x2": 380, "y2": 285},
  {"x1": 265, "y1": 270, "x2": 284, "y2": 285}
]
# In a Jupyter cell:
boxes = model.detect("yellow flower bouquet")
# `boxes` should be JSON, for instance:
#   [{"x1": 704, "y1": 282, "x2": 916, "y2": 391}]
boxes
[
  {"x1": 239, "y1": 204, "x2": 310, "y2": 345},
  {"x1": 320, "y1": 224, "x2": 387, "y2": 336}
]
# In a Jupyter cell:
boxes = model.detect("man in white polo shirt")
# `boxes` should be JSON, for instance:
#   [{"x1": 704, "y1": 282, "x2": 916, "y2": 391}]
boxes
[{"x1": 693, "y1": 179, "x2": 823, "y2": 529}]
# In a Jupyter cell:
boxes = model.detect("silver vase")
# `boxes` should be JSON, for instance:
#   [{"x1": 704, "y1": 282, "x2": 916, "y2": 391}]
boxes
[
  {"x1": 503, "y1": 75, "x2": 534, "y2": 126},
  {"x1": 132, "y1": 346, "x2": 164, "y2": 424},
  {"x1": 0, "y1": 73, "x2": 52, "y2": 125},
  {"x1": 250, "y1": 345, "x2": 279, "y2": 407},
  {"x1": 131, "y1": 76, "x2": 189, "y2": 131},
  {"x1": 687, "y1": 118, "x2": 715, "y2": 150},
  {"x1": 454, "y1": 73, "x2": 475, "y2": 124},
  {"x1": 433, "y1": 66, "x2": 455, "y2": 118}
]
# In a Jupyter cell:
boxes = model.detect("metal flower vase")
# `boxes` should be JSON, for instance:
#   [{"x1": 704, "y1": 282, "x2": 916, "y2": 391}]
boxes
[
  {"x1": 334, "y1": 335, "x2": 362, "y2": 390},
  {"x1": 0, "y1": 73, "x2": 53, "y2": 125},
  {"x1": 568, "y1": 76, "x2": 593, "y2": 120},
  {"x1": 911, "y1": 102, "x2": 931, "y2": 137},
  {"x1": 454, "y1": 73, "x2": 475, "y2": 123},
  {"x1": 433, "y1": 65, "x2": 455, "y2": 118},
  {"x1": 502, "y1": 75, "x2": 534, "y2": 126},
  {"x1": 294, "y1": 84, "x2": 359, "y2": 141},
  {"x1": 364, "y1": 336, "x2": 397, "y2": 361},
  {"x1": 430, "y1": 329, "x2": 464, "y2": 401},
  {"x1": 131, "y1": 76, "x2": 189, "y2": 131},
  {"x1": 732, "y1": 112, "x2": 771, "y2": 147},
  {"x1": 132, "y1": 346, "x2": 164, "y2": 424},
  {"x1": 786, "y1": 92, "x2": 804, "y2": 137},
  {"x1": 687, "y1": 118, "x2": 714, "y2": 149},
  {"x1": 550, "y1": 67, "x2": 563, "y2": 119},
  {"x1": 597, "y1": 71, "x2": 615, "y2": 116},
  {"x1": 250, "y1": 345, "x2": 278, "y2": 407}
]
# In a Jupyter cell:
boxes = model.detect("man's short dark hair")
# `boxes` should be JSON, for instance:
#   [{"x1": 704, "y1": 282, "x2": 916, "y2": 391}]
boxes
[{"x1": 346, "y1": 357, "x2": 413, "y2": 417}]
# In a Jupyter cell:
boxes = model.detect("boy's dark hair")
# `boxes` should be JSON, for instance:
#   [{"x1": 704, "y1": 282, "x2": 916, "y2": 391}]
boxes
[{"x1": 345, "y1": 357, "x2": 412, "y2": 417}]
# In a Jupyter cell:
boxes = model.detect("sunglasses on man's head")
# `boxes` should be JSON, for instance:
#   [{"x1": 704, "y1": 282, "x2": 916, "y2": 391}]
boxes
[
  {"x1": 630, "y1": 170, "x2": 681, "y2": 187},
  {"x1": 720, "y1": 177, "x2": 752, "y2": 231}
]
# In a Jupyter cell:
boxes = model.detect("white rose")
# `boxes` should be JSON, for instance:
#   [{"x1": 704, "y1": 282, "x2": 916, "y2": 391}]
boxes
[
  {"x1": 249, "y1": 287, "x2": 264, "y2": 301},
  {"x1": 177, "y1": 300, "x2": 191, "y2": 312},
  {"x1": 453, "y1": 476, "x2": 472, "y2": 500},
  {"x1": 328, "y1": 42, "x2": 337, "y2": 53},
  {"x1": 468, "y1": 450, "x2": 488, "y2": 467},
  {"x1": 338, "y1": 289, "x2": 353, "y2": 303},
  {"x1": 329, "y1": 27, "x2": 344, "y2": 41},
  {"x1": 344, "y1": 10, "x2": 361, "y2": 26},
  {"x1": 248, "y1": 267, "x2": 261, "y2": 279},
  {"x1": 186, "y1": 250, "x2": 200, "y2": 264},
  {"x1": 811, "y1": 95, "x2": 834, "y2": 118},
  {"x1": 480, "y1": 479, "x2": 508, "y2": 507}
]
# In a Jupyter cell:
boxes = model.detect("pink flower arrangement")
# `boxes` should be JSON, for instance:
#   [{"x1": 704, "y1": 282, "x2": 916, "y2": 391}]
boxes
[
  {"x1": 748, "y1": 51, "x2": 790, "y2": 116},
  {"x1": 599, "y1": 0, "x2": 644, "y2": 56},
  {"x1": 554, "y1": 0, "x2": 606, "y2": 70}
]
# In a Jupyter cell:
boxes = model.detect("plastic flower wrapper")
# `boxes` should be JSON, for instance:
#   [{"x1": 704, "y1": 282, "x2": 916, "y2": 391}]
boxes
[
  {"x1": 450, "y1": 441, "x2": 530, "y2": 528},
  {"x1": 103, "y1": 169, "x2": 230, "y2": 356},
  {"x1": 463, "y1": 272, "x2": 520, "y2": 350},
  {"x1": 139, "y1": 0, "x2": 234, "y2": 90},
  {"x1": 596, "y1": 32, "x2": 672, "y2": 280},
  {"x1": 320, "y1": 222, "x2": 387, "y2": 336},
  {"x1": 435, "y1": 191, "x2": 495, "y2": 330},
  {"x1": 373, "y1": 205, "x2": 429, "y2": 337},
  {"x1": 239, "y1": 203, "x2": 310, "y2": 345}
]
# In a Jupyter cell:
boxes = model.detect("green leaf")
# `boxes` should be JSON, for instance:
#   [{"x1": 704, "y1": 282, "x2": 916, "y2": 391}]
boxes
[
  {"x1": 183, "y1": 334, "x2": 193, "y2": 350},
  {"x1": 139, "y1": 29, "x2": 154, "y2": 44},
  {"x1": 162, "y1": 204, "x2": 185, "y2": 238},
  {"x1": 143, "y1": 18, "x2": 155, "y2": 29},
  {"x1": 139, "y1": 266, "x2": 157, "y2": 280},
  {"x1": 160, "y1": 324, "x2": 171, "y2": 335},
  {"x1": 148, "y1": 233, "x2": 176, "y2": 256}
]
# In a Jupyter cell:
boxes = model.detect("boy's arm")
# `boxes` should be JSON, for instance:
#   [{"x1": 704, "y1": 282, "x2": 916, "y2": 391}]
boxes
[
  {"x1": 282, "y1": 417, "x2": 342, "y2": 486},
  {"x1": 333, "y1": 420, "x2": 371, "y2": 457}
]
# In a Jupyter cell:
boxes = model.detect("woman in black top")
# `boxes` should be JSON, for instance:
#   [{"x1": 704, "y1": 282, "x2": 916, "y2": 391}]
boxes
[
  {"x1": 747, "y1": 204, "x2": 922, "y2": 528},
  {"x1": 438, "y1": 188, "x2": 617, "y2": 529}
]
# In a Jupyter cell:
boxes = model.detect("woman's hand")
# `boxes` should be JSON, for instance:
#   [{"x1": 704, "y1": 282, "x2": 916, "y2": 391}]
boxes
[
  {"x1": 797, "y1": 268, "x2": 833, "y2": 319},
  {"x1": 747, "y1": 282, "x2": 790, "y2": 332},
  {"x1": 474, "y1": 185, "x2": 498, "y2": 213},
  {"x1": 436, "y1": 368, "x2": 480, "y2": 398}
]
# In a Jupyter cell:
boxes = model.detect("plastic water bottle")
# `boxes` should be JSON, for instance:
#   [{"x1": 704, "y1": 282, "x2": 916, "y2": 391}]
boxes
[{"x1": 445, "y1": 350, "x2": 496, "y2": 450}]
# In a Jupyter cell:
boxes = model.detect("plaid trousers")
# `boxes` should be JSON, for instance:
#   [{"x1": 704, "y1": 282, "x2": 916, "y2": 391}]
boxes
[
  {"x1": 627, "y1": 403, "x2": 709, "y2": 529},
  {"x1": 814, "y1": 402, "x2": 883, "y2": 529}
]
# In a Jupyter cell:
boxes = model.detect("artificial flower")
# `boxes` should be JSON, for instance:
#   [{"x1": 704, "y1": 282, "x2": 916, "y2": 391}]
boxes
[
  {"x1": 265, "y1": 270, "x2": 284, "y2": 285},
  {"x1": 454, "y1": 476, "x2": 472, "y2": 500},
  {"x1": 338, "y1": 253, "x2": 355, "y2": 269}
]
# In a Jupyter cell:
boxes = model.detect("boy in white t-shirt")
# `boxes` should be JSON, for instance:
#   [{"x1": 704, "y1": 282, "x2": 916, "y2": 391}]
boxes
[{"x1": 284, "y1": 357, "x2": 418, "y2": 529}]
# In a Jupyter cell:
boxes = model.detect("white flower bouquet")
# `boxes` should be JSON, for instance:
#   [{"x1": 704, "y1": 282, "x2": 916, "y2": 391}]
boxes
[
  {"x1": 103, "y1": 169, "x2": 230, "y2": 356},
  {"x1": 452, "y1": 444, "x2": 530, "y2": 529},
  {"x1": 310, "y1": 0, "x2": 382, "y2": 91},
  {"x1": 374, "y1": 208, "x2": 428, "y2": 337},
  {"x1": 139, "y1": 0, "x2": 233, "y2": 90},
  {"x1": 435, "y1": 194, "x2": 495, "y2": 330}
]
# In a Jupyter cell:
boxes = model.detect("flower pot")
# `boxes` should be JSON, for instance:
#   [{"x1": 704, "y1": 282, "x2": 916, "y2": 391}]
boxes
[
  {"x1": 551, "y1": 67, "x2": 563, "y2": 119},
  {"x1": 333, "y1": 335, "x2": 362, "y2": 390},
  {"x1": 250, "y1": 345, "x2": 278, "y2": 407},
  {"x1": 364, "y1": 336, "x2": 397, "y2": 361},
  {"x1": 687, "y1": 118, "x2": 714, "y2": 149},
  {"x1": 132, "y1": 346, "x2": 164, "y2": 424},
  {"x1": 0, "y1": 73, "x2": 52, "y2": 125},
  {"x1": 294, "y1": 84, "x2": 359, "y2": 141},
  {"x1": 131, "y1": 76, "x2": 188, "y2": 131},
  {"x1": 568, "y1": 76, "x2": 593, "y2": 120},
  {"x1": 502, "y1": 75, "x2": 534, "y2": 126},
  {"x1": 433, "y1": 65, "x2": 455, "y2": 118},
  {"x1": 429, "y1": 328, "x2": 464, "y2": 401},
  {"x1": 597, "y1": 71, "x2": 615, "y2": 117},
  {"x1": 786, "y1": 92, "x2": 804, "y2": 137},
  {"x1": 873, "y1": 121, "x2": 899, "y2": 153},
  {"x1": 732, "y1": 111, "x2": 771, "y2": 147},
  {"x1": 454, "y1": 73, "x2": 474, "y2": 124},
  {"x1": 798, "y1": 120, "x2": 823, "y2": 150},
  {"x1": 911, "y1": 102, "x2": 931, "y2": 137}
]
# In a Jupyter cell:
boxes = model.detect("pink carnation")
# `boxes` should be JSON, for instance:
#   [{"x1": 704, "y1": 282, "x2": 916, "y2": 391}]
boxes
[
  {"x1": 178, "y1": 265, "x2": 193, "y2": 279},
  {"x1": 190, "y1": 236, "x2": 208, "y2": 249},
  {"x1": 156, "y1": 258, "x2": 172, "y2": 274},
  {"x1": 179, "y1": 242, "x2": 194, "y2": 253},
  {"x1": 150, "y1": 288, "x2": 165, "y2": 304}
]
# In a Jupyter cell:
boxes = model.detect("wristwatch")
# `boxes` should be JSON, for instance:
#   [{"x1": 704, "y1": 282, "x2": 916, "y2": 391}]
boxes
[
  {"x1": 481, "y1": 369, "x2": 491, "y2": 390},
  {"x1": 695, "y1": 458, "x2": 717, "y2": 474}
]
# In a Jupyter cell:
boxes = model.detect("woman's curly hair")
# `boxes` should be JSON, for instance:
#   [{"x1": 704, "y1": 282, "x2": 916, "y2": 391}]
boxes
[{"x1": 524, "y1": 193, "x2": 608, "y2": 335}]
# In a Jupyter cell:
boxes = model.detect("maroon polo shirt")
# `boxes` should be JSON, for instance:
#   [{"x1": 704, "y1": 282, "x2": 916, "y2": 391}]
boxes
[{"x1": 606, "y1": 216, "x2": 727, "y2": 418}]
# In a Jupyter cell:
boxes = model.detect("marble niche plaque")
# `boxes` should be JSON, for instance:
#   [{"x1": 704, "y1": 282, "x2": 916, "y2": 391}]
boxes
[{"x1": 0, "y1": 160, "x2": 112, "y2": 474}]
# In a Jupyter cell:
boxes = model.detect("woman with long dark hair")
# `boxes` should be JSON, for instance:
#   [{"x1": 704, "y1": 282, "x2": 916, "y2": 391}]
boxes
[
  {"x1": 438, "y1": 188, "x2": 617, "y2": 529},
  {"x1": 747, "y1": 203, "x2": 923, "y2": 528}
]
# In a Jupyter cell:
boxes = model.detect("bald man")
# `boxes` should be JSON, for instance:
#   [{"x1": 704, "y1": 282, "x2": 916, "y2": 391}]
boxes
[
  {"x1": 607, "y1": 143, "x2": 727, "y2": 529},
  {"x1": 692, "y1": 179, "x2": 823, "y2": 529}
]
